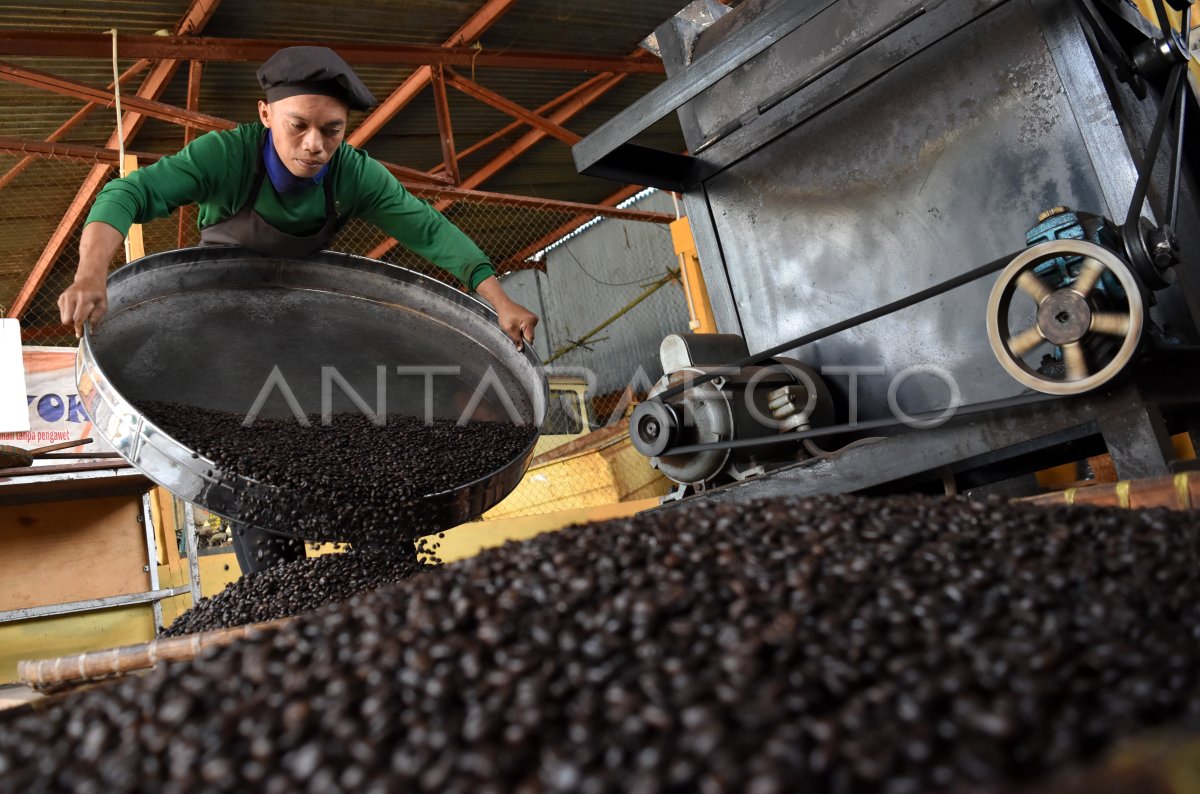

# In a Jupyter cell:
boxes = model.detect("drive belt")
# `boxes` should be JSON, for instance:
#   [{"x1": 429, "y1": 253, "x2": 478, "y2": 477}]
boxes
[
  {"x1": 652, "y1": 249, "x2": 1020, "y2": 405},
  {"x1": 658, "y1": 391, "x2": 1058, "y2": 457}
]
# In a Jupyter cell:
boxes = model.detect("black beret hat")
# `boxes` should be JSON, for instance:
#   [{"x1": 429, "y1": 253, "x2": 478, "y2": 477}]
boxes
[{"x1": 257, "y1": 46, "x2": 377, "y2": 111}]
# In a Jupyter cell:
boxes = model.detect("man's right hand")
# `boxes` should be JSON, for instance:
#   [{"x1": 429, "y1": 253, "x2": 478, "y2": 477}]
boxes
[
  {"x1": 58, "y1": 277, "x2": 109, "y2": 338},
  {"x1": 59, "y1": 222, "x2": 125, "y2": 338}
]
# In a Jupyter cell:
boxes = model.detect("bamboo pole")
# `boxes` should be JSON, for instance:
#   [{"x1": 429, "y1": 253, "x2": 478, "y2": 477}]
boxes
[{"x1": 18, "y1": 617, "x2": 293, "y2": 691}]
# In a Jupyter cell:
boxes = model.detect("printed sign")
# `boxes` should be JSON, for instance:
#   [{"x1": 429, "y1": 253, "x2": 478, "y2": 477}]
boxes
[{"x1": 0, "y1": 346, "x2": 114, "y2": 462}]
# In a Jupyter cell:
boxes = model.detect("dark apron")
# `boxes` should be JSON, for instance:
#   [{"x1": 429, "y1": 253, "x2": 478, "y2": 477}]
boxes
[
  {"x1": 199, "y1": 133, "x2": 340, "y2": 257},
  {"x1": 206, "y1": 134, "x2": 339, "y2": 573}
]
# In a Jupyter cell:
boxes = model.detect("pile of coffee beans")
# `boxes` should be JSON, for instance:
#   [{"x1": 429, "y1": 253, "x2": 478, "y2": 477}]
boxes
[
  {"x1": 138, "y1": 401, "x2": 537, "y2": 543},
  {"x1": 1, "y1": 494, "x2": 1198, "y2": 793},
  {"x1": 161, "y1": 548, "x2": 427, "y2": 638}
]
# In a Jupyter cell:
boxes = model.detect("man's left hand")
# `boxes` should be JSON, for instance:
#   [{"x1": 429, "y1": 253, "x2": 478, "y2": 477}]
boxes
[
  {"x1": 496, "y1": 301, "x2": 538, "y2": 352},
  {"x1": 475, "y1": 275, "x2": 539, "y2": 351}
]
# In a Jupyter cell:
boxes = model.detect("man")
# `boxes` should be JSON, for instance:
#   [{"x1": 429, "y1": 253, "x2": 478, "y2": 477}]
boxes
[
  {"x1": 56, "y1": 46, "x2": 540, "y2": 573},
  {"x1": 58, "y1": 45, "x2": 538, "y2": 349}
]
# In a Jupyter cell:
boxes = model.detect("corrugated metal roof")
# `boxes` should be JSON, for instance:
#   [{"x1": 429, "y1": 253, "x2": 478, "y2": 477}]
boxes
[
  {"x1": 0, "y1": 0, "x2": 720, "y2": 334},
  {"x1": 0, "y1": 1, "x2": 190, "y2": 32}
]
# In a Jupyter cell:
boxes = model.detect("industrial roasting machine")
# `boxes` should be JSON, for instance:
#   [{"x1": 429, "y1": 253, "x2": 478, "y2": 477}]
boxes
[{"x1": 574, "y1": 0, "x2": 1200, "y2": 501}]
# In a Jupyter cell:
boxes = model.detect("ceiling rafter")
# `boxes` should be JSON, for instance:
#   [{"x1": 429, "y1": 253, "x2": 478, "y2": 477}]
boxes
[
  {"x1": 441, "y1": 51, "x2": 651, "y2": 197},
  {"x1": 367, "y1": 51, "x2": 650, "y2": 260},
  {"x1": 0, "y1": 31, "x2": 664, "y2": 74},
  {"x1": 0, "y1": 61, "x2": 236, "y2": 133},
  {"x1": 427, "y1": 76, "x2": 603, "y2": 175},
  {"x1": 0, "y1": 59, "x2": 150, "y2": 192},
  {"x1": 347, "y1": 0, "x2": 517, "y2": 148},
  {"x1": 0, "y1": 137, "x2": 673, "y2": 225},
  {"x1": 443, "y1": 67, "x2": 582, "y2": 146},
  {"x1": 0, "y1": 62, "x2": 454, "y2": 187},
  {"x1": 430, "y1": 65, "x2": 461, "y2": 184},
  {"x1": 7, "y1": 0, "x2": 223, "y2": 319},
  {"x1": 3, "y1": 3, "x2": 676, "y2": 318}
]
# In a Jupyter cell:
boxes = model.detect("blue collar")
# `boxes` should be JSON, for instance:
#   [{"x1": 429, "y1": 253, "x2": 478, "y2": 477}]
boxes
[{"x1": 263, "y1": 129, "x2": 329, "y2": 193}]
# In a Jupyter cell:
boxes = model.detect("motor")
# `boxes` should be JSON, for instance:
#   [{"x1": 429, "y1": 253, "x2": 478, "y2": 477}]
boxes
[{"x1": 630, "y1": 333, "x2": 835, "y2": 493}]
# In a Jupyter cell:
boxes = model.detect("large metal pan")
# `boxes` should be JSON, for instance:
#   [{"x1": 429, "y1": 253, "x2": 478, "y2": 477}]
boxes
[{"x1": 77, "y1": 246, "x2": 547, "y2": 537}]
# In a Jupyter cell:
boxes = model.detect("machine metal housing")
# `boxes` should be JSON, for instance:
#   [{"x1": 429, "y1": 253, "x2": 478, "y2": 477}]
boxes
[{"x1": 574, "y1": 0, "x2": 1200, "y2": 498}]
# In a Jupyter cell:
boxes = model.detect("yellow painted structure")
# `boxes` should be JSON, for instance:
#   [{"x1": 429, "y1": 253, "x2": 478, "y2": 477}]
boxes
[
  {"x1": 1, "y1": 378, "x2": 666, "y2": 682},
  {"x1": 0, "y1": 606, "x2": 155, "y2": 685},
  {"x1": 423, "y1": 497, "x2": 661, "y2": 564},
  {"x1": 481, "y1": 420, "x2": 671, "y2": 520},
  {"x1": 122, "y1": 154, "x2": 145, "y2": 262},
  {"x1": 197, "y1": 552, "x2": 240, "y2": 598},
  {"x1": 0, "y1": 480, "x2": 274, "y2": 682},
  {"x1": 671, "y1": 216, "x2": 718, "y2": 333},
  {"x1": 1036, "y1": 431, "x2": 1197, "y2": 490},
  {"x1": 534, "y1": 376, "x2": 594, "y2": 457}
]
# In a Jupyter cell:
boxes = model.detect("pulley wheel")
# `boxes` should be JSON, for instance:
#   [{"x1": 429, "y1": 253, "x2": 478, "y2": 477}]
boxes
[{"x1": 986, "y1": 240, "x2": 1143, "y2": 395}]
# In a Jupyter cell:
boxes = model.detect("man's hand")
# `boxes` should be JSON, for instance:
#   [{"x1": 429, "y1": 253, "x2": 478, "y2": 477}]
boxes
[
  {"x1": 59, "y1": 221, "x2": 125, "y2": 338},
  {"x1": 496, "y1": 301, "x2": 539, "y2": 351},
  {"x1": 58, "y1": 277, "x2": 108, "y2": 338},
  {"x1": 475, "y1": 275, "x2": 539, "y2": 351}
]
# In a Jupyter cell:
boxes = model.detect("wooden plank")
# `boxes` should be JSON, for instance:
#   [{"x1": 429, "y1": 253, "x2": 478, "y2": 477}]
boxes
[{"x1": 0, "y1": 495, "x2": 150, "y2": 611}]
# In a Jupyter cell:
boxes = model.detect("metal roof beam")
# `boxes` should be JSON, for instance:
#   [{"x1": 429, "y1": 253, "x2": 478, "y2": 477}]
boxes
[
  {"x1": 0, "y1": 137, "x2": 165, "y2": 164},
  {"x1": 347, "y1": 0, "x2": 517, "y2": 148},
  {"x1": 448, "y1": 59, "x2": 644, "y2": 195},
  {"x1": 430, "y1": 65, "x2": 461, "y2": 185},
  {"x1": 367, "y1": 60, "x2": 640, "y2": 259},
  {"x1": 7, "y1": 0, "x2": 222, "y2": 320},
  {"x1": 443, "y1": 67, "x2": 582, "y2": 146},
  {"x1": 428, "y1": 75, "x2": 603, "y2": 174},
  {"x1": 0, "y1": 61, "x2": 235, "y2": 132},
  {"x1": 0, "y1": 137, "x2": 671, "y2": 221},
  {"x1": 0, "y1": 59, "x2": 149, "y2": 192},
  {"x1": 0, "y1": 31, "x2": 664, "y2": 74}
]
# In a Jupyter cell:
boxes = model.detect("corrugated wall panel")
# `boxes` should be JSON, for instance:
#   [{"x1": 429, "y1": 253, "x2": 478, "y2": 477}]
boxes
[{"x1": 542, "y1": 190, "x2": 687, "y2": 394}]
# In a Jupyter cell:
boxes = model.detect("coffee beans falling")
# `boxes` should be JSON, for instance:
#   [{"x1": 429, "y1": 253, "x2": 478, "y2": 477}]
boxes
[
  {"x1": 160, "y1": 548, "x2": 427, "y2": 637},
  {"x1": 2, "y1": 494, "x2": 1199, "y2": 792},
  {"x1": 138, "y1": 401, "x2": 538, "y2": 543}
]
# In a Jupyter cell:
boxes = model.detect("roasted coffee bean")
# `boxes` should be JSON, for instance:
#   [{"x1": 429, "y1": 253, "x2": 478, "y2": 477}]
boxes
[
  {"x1": 138, "y1": 401, "x2": 537, "y2": 545},
  {"x1": 1, "y1": 494, "x2": 1198, "y2": 793},
  {"x1": 161, "y1": 549, "x2": 426, "y2": 637}
]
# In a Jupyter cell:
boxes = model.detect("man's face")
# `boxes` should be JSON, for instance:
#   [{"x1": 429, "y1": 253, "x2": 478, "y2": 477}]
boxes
[{"x1": 258, "y1": 94, "x2": 349, "y2": 178}]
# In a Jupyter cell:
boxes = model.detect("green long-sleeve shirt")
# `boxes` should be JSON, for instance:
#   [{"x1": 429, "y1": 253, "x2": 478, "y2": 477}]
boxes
[{"x1": 85, "y1": 123, "x2": 496, "y2": 290}]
